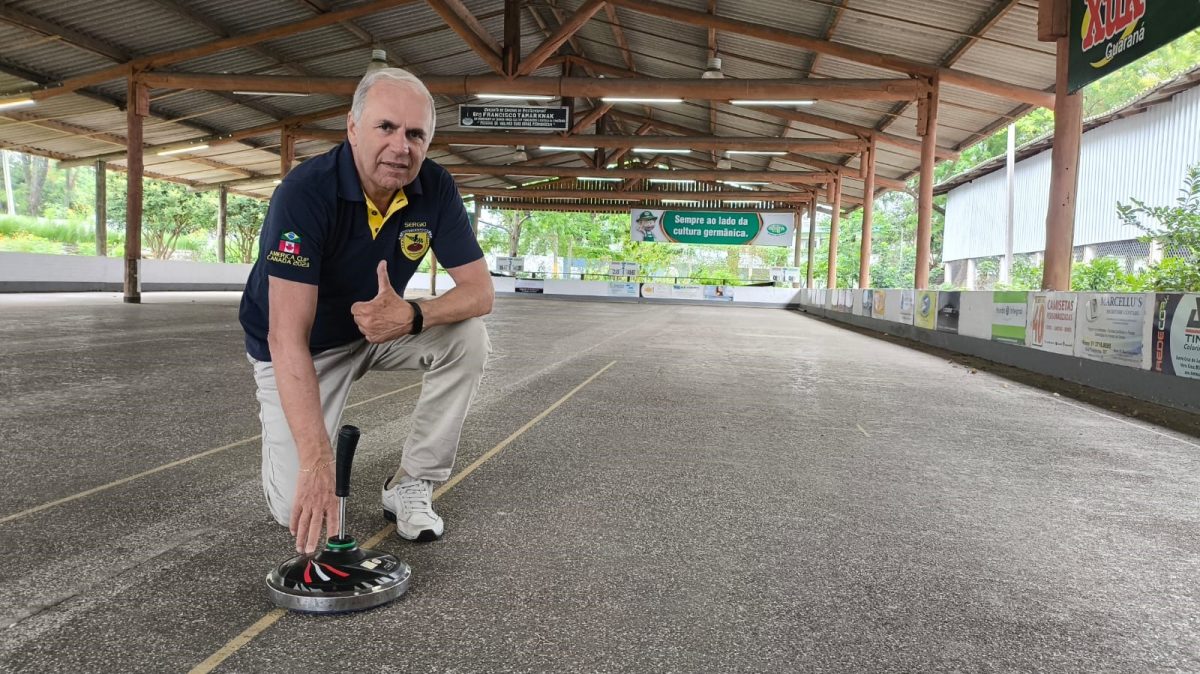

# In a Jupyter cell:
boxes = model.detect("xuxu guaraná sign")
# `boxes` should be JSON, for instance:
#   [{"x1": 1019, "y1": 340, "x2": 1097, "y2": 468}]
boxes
[
  {"x1": 1068, "y1": 0, "x2": 1200, "y2": 92},
  {"x1": 630, "y1": 209, "x2": 795, "y2": 247}
]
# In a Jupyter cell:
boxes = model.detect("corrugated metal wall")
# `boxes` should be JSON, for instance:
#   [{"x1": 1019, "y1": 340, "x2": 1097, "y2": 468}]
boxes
[{"x1": 944, "y1": 84, "x2": 1200, "y2": 262}]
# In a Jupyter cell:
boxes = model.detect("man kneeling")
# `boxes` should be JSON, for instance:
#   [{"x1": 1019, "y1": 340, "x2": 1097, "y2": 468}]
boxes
[{"x1": 238, "y1": 67, "x2": 493, "y2": 554}]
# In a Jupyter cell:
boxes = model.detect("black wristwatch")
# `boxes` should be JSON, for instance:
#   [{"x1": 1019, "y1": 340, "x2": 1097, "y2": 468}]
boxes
[{"x1": 406, "y1": 300, "x2": 424, "y2": 335}]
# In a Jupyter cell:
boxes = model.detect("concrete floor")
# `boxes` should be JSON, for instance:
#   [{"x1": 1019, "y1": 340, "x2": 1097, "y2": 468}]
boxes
[{"x1": 1, "y1": 292, "x2": 1198, "y2": 673}]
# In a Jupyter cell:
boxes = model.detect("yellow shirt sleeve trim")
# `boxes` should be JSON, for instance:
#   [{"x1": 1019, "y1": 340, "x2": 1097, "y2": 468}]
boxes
[{"x1": 363, "y1": 189, "x2": 409, "y2": 240}]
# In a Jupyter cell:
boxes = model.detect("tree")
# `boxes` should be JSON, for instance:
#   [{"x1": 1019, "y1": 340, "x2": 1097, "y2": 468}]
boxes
[
  {"x1": 477, "y1": 209, "x2": 532, "y2": 257},
  {"x1": 811, "y1": 211, "x2": 862, "y2": 288},
  {"x1": 103, "y1": 173, "x2": 217, "y2": 259},
  {"x1": 20, "y1": 154, "x2": 49, "y2": 217},
  {"x1": 1071, "y1": 257, "x2": 1136, "y2": 291},
  {"x1": 1118, "y1": 163, "x2": 1200, "y2": 291},
  {"x1": 226, "y1": 195, "x2": 269, "y2": 263},
  {"x1": 142, "y1": 181, "x2": 216, "y2": 259}
]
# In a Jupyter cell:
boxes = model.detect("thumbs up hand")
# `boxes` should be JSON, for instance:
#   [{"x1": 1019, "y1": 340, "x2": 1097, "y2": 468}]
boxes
[{"x1": 351, "y1": 260, "x2": 414, "y2": 342}]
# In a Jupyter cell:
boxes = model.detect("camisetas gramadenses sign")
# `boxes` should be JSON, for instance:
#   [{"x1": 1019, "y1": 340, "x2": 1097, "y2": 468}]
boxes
[
  {"x1": 1068, "y1": 0, "x2": 1200, "y2": 92},
  {"x1": 630, "y1": 209, "x2": 795, "y2": 246},
  {"x1": 1027, "y1": 292, "x2": 1078, "y2": 355}
]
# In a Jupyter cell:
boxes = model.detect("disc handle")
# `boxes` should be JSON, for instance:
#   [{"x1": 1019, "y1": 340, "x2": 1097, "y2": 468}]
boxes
[{"x1": 334, "y1": 425, "x2": 360, "y2": 497}]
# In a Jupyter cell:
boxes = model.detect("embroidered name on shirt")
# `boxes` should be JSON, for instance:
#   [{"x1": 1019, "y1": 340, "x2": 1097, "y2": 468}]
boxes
[{"x1": 266, "y1": 250, "x2": 311, "y2": 267}]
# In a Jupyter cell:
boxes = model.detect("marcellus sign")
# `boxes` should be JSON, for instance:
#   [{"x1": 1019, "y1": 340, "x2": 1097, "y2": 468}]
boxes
[{"x1": 1068, "y1": 0, "x2": 1200, "y2": 92}]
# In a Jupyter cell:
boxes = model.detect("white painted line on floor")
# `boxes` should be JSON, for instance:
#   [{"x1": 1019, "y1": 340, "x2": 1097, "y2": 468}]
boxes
[
  {"x1": 1048, "y1": 395, "x2": 1200, "y2": 450},
  {"x1": 188, "y1": 609, "x2": 288, "y2": 674},
  {"x1": 0, "y1": 382, "x2": 422, "y2": 525},
  {"x1": 856, "y1": 424, "x2": 871, "y2": 438},
  {"x1": 190, "y1": 360, "x2": 618, "y2": 674}
]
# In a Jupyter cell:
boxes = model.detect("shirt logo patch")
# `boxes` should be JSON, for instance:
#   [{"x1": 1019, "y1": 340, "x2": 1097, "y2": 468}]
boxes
[
  {"x1": 267, "y1": 230, "x2": 309, "y2": 267},
  {"x1": 399, "y1": 229, "x2": 431, "y2": 261},
  {"x1": 278, "y1": 231, "x2": 301, "y2": 255}
]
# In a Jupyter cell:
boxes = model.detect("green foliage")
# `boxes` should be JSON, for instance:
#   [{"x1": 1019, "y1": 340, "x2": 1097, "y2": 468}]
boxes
[
  {"x1": 1070, "y1": 256, "x2": 1139, "y2": 291},
  {"x1": 0, "y1": 214, "x2": 89, "y2": 243},
  {"x1": 811, "y1": 212, "x2": 862, "y2": 288},
  {"x1": 936, "y1": 31, "x2": 1200, "y2": 185},
  {"x1": 0, "y1": 230, "x2": 64, "y2": 254},
  {"x1": 1137, "y1": 256, "x2": 1200, "y2": 292},
  {"x1": 1117, "y1": 163, "x2": 1200, "y2": 291},
  {"x1": 994, "y1": 258, "x2": 1045, "y2": 291},
  {"x1": 618, "y1": 236, "x2": 681, "y2": 278},
  {"x1": 1083, "y1": 31, "x2": 1200, "y2": 117},
  {"x1": 105, "y1": 174, "x2": 217, "y2": 259},
  {"x1": 226, "y1": 195, "x2": 269, "y2": 263}
]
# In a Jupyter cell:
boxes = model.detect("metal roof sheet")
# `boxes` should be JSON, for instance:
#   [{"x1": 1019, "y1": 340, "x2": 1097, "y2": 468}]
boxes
[{"x1": 0, "y1": 0, "x2": 1074, "y2": 212}]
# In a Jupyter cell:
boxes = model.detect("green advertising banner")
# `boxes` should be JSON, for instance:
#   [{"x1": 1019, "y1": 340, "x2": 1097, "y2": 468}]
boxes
[
  {"x1": 630, "y1": 209, "x2": 795, "y2": 246},
  {"x1": 992, "y1": 291, "x2": 1029, "y2": 345},
  {"x1": 1068, "y1": 0, "x2": 1200, "y2": 92}
]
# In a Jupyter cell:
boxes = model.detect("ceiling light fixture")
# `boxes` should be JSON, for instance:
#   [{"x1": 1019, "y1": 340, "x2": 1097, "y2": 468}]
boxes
[
  {"x1": 729, "y1": 100, "x2": 814, "y2": 106},
  {"x1": 601, "y1": 97, "x2": 683, "y2": 104},
  {"x1": 157, "y1": 144, "x2": 209, "y2": 156},
  {"x1": 232, "y1": 91, "x2": 311, "y2": 97},
  {"x1": 577, "y1": 177, "x2": 623, "y2": 182},
  {"x1": 647, "y1": 178, "x2": 696, "y2": 184},
  {"x1": 475, "y1": 94, "x2": 555, "y2": 100},
  {"x1": 700, "y1": 56, "x2": 724, "y2": 80},
  {"x1": 633, "y1": 148, "x2": 691, "y2": 154},
  {"x1": 540, "y1": 145, "x2": 595, "y2": 152},
  {"x1": 725, "y1": 150, "x2": 787, "y2": 156},
  {"x1": 0, "y1": 98, "x2": 36, "y2": 111}
]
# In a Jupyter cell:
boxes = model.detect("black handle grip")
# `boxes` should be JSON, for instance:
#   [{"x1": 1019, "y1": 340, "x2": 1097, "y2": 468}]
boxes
[{"x1": 335, "y1": 425, "x2": 360, "y2": 497}]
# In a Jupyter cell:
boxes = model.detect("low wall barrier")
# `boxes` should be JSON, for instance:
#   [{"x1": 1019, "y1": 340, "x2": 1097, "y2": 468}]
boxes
[{"x1": 4, "y1": 252, "x2": 1194, "y2": 412}]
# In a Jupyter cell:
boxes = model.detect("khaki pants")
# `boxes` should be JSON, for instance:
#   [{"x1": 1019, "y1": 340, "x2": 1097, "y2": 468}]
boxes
[{"x1": 250, "y1": 317, "x2": 490, "y2": 525}]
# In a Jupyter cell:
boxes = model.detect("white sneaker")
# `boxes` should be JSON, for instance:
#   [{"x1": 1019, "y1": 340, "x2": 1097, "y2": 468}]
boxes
[{"x1": 382, "y1": 475, "x2": 444, "y2": 542}]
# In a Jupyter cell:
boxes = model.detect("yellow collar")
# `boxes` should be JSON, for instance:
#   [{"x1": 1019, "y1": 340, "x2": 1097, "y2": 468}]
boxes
[{"x1": 364, "y1": 189, "x2": 408, "y2": 239}]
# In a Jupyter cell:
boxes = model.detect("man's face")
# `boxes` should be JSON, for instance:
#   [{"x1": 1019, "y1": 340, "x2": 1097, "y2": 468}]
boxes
[{"x1": 347, "y1": 81, "x2": 431, "y2": 196}]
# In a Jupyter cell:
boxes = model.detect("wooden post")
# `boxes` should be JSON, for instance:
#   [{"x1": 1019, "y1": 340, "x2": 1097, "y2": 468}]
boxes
[
  {"x1": 280, "y1": 126, "x2": 295, "y2": 178},
  {"x1": 504, "y1": 0, "x2": 521, "y2": 76},
  {"x1": 94, "y1": 160, "x2": 106, "y2": 257},
  {"x1": 1041, "y1": 36, "x2": 1082, "y2": 291},
  {"x1": 472, "y1": 199, "x2": 482, "y2": 236},
  {"x1": 217, "y1": 185, "x2": 228, "y2": 263},
  {"x1": 1003, "y1": 123, "x2": 1016, "y2": 284},
  {"x1": 791, "y1": 207, "x2": 803, "y2": 280},
  {"x1": 806, "y1": 198, "x2": 816, "y2": 289},
  {"x1": 429, "y1": 252, "x2": 438, "y2": 296},
  {"x1": 124, "y1": 76, "x2": 148, "y2": 304},
  {"x1": 859, "y1": 142, "x2": 876, "y2": 288},
  {"x1": 826, "y1": 174, "x2": 841, "y2": 289},
  {"x1": 915, "y1": 76, "x2": 939, "y2": 289},
  {"x1": 2, "y1": 150, "x2": 13, "y2": 216}
]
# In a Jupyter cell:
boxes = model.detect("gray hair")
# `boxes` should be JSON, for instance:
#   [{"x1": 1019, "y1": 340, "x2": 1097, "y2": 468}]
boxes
[{"x1": 350, "y1": 67, "x2": 437, "y2": 143}]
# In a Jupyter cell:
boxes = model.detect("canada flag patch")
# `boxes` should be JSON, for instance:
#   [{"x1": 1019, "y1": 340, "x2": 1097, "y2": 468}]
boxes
[{"x1": 278, "y1": 231, "x2": 301, "y2": 255}]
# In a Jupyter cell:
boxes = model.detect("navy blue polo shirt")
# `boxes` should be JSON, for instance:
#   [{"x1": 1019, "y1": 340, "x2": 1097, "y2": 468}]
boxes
[{"x1": 239, "y1": 142, "x2": 482, "y2": 361}]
